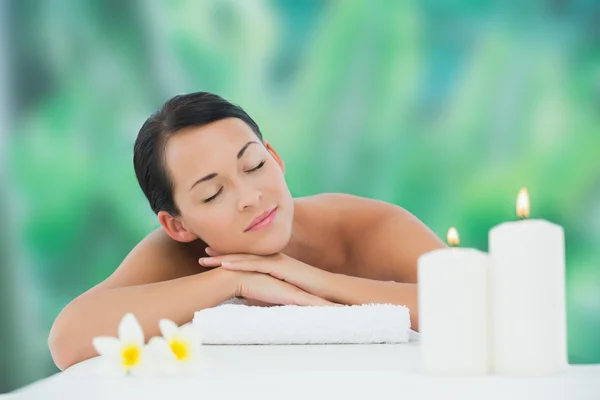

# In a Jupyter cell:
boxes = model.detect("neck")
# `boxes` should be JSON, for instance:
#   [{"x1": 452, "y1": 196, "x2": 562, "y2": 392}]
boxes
[{"x1": 282, "y1": 199, "x2": 312, "y2": 257}]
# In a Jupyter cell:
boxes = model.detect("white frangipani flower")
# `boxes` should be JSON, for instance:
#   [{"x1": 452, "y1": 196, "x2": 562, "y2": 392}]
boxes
[
  {"x1": 147, "y1": 319, "x2": 205, "y2": 375},
  {"x1": 92, "y1": 313, "x2": 155, "y2": 376}
]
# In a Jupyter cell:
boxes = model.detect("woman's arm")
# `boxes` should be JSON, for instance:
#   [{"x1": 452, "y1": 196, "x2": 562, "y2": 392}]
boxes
[
  {"x1": 50, "y1": 269, "x2": 239, "y2": 371},
  {"x1": 333, "y1": 194, "x2": 446, "y2": 330},
  {"x1": 48, "y1": 229, "x2": 236, "y2": 370},
  {"x1": 211, "y1": 257, "x2": 421, "y2": 330},
  {"x1": 324, "y1": 275, "x2": 420, "y2": 329},
  {"x1": 49, "y1": 229, "x2": 330, "y2": 371}
]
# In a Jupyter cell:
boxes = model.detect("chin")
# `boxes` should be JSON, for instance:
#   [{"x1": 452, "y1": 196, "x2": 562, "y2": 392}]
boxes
[
  {"x1": 210, "y1": 230, "x2": 289, "y2": 256},
  {"x1": 249, "y1": 237, "x2": 290, "y2": 255},
  {"x1": 246, "y1": 227, "x2": 291, "y2": 255}
]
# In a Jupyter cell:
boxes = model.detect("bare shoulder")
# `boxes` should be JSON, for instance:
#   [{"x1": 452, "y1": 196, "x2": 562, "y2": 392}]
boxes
[
  {"x1": 292, "y1": 193, "x2": 399, "y2": 254},
  {"x1": 296, "y1": 193, "x2": 400, "y2": 229},
  {"x1": 309, "y1": 193, "x2": 440, "y2": 243},
  {"x1": 88, "y1": 228, "x2": 205, "y2": 293},
  {"x1": 296, "y1": 192, "x2": 391, "y2": 210},
  {"x1": 295, "y1": 193, "x2": 443, "y2": 281}
]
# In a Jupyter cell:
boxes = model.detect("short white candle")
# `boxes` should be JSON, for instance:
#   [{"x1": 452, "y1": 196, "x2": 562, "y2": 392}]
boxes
[
  {"x1": 418, "y1": 227, "x2": 490, "y2": 375},
  {"x1": 489, "y1": 188, "x2": 567, "y2": 375}
]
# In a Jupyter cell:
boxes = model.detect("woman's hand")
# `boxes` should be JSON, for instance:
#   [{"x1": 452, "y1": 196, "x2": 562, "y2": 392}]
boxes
[
  {"x1": 233, "y1": 271, "x2": 334, "y2": 306},
  {"x1": 199, "y1": 249, "x2": 333, "y2": 300}
]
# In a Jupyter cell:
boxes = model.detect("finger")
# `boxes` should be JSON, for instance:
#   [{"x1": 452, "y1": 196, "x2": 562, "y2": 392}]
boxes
[
  {"x1": 221, "y1": 260, "x2": 271, "y2": 275},
  {"x1": 220, "y1": 260, "x2": 248, "y2": 269},
  {"x1": 225, "y1": 260, "x2": 291, "y2": 282},
  {"x1": 200, "y1": 252, "x2": 263, "y2": 266},
  {"x1": 198, "y1": 254, "x2": 247, "y2": 267},
  {"x1": 198, "y1": 257, "x2": 221, "y2": 267}
]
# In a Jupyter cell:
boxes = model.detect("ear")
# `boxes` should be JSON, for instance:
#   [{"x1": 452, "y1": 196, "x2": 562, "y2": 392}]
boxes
[
  {"x1": 264, "y1": 141, "x2": 285, "y2": 173},
  {"x1": 157, "y1": 211, "x2": 199, "y2": 243}
]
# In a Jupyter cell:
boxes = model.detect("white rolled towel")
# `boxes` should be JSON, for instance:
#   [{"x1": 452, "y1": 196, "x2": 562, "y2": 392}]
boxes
[{"x1": 193, "y1": 301, "x2": 411, "y2": 345}]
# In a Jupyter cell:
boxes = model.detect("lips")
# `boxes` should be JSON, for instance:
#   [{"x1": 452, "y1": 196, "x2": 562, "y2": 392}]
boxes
[{"x1": 245, "y1": 207, "x2": 277, "y2": 232}]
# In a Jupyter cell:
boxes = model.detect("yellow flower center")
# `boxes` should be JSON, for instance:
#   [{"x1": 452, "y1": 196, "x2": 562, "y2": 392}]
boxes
[
  {"x1": 121, "y1": 344, "x2": 141, "y2": 368},
  {"x1": 169, "y1": 339, "x2": 190, "y2": 361}
]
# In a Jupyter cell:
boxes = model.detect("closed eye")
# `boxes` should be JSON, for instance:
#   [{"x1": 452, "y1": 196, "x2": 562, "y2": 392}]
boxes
[
  {"x1": 203, "y1": 161, "x2": 265, "y2": 203},
  {"x1": 247, "y1": 160, "x2": 266, "y2": 173},
  {"x1": 203, "y1": 187, "x2": 223, "y2": 203}
]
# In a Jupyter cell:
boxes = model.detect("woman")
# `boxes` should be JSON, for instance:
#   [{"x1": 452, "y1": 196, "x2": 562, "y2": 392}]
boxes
[{"x1": 48, "y1": 92, "x2": 446, "y2": 370}]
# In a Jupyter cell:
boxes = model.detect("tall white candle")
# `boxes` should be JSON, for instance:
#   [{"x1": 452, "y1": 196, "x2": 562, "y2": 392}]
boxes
[
  {"x1": 418, "y1": 227, "x2": 490, "y2": 375},
  {"x1": 489, "y1": 188, "x2": 567, "y2": 375}
]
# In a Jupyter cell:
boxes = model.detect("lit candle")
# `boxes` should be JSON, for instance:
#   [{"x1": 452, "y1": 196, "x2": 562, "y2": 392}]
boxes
[
  {"x1": 418, "y1": 228, "x2": 490, "y2": 375},
  {"x1": 489, "y1": 188, "x2": 567, "y2": 375}
]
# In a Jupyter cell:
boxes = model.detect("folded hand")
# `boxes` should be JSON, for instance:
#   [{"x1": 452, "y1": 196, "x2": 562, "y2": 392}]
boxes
[{"x1": 199, "y1": 249, "x2": 333, "y2": 302}]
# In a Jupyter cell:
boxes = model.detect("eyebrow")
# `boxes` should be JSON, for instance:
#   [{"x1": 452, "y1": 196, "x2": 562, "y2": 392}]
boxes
[{"x1": 188, "y1": 141, "x2": 259, "y2": 191}]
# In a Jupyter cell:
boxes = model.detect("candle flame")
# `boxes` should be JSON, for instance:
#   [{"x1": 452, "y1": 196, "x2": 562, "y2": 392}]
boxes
[
  {"x1": 516, "y1": 187, "x2": 530, "y2": 219},
  {"x1": 447, "y1": 227, "x2": 460, "y2": 247}
]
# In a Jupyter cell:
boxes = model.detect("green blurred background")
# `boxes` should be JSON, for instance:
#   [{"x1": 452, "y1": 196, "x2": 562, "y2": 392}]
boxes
[{"x1": 1, "y1": 0, "x2": 599, "y2": 393}]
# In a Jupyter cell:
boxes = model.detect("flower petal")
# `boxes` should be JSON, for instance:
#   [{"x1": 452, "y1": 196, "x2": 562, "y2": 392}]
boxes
[
  {"x1": 179, "y1": 325, "x2": 202, "y2": 353},
  {"x1": 158, "y1": 319, "x2": 180, "y2": 340},
  {"x1": 118, "y1": 313, "x2": 144, "y2": 345},
  {"x1": 128, "y1": 352, "x2": 157, "y2": 378},
  {"x1": 92, "y1": 336, "x2": 121, "y2": 358},
  {"x1": 147, "y1": 336, "x2": 174, "y2": 360},
  {"x1": 147, "y1": 337, "x2": 182, "y2": 376}
]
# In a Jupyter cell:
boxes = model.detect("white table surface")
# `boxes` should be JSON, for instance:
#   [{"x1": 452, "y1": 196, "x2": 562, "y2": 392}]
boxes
[{"x1": 11, "y1": 333, "x2": 600, "y2": 400}]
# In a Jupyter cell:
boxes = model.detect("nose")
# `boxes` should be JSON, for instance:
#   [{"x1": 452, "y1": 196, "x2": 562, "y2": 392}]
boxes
[{"x1": 237, "y1": 185, "x2": 263, "y2": 211}]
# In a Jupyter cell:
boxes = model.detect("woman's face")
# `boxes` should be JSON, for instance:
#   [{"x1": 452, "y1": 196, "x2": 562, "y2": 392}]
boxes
[{"x1": 162, "y1": 118, "x2": 294, "y2": 255}]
